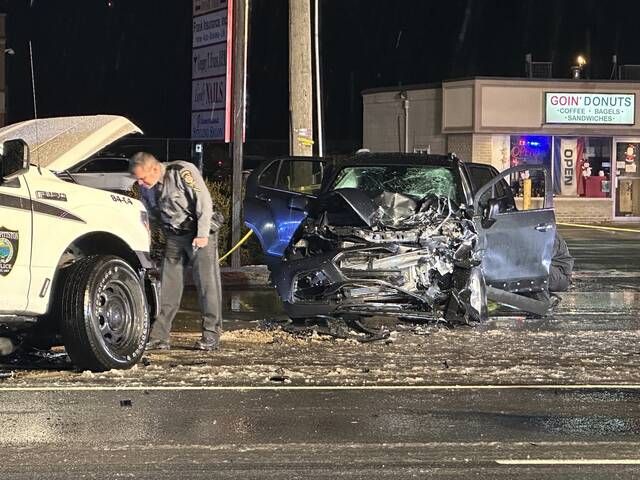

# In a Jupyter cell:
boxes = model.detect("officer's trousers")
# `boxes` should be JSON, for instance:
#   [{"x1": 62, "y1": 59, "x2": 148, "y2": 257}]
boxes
[{"x1": 150, "y1": 232, "x2": 223, "y2": 342}]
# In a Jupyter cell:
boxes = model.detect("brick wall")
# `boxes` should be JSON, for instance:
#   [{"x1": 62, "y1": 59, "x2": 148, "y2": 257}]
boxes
[
  {"x1": 472, "y1": 134, "x2": 492, "y2": 164},
  {"x1": 515, "y1": 198, "x2": 613, "y2": 223},
  {"x1": 447, "y1": 134, "x2": 472, "y2": 161}
]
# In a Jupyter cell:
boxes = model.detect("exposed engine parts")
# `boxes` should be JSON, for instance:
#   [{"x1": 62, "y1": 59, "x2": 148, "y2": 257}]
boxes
[{"x1": 281, "y1": 190, "x2": 483, "y2": 323}]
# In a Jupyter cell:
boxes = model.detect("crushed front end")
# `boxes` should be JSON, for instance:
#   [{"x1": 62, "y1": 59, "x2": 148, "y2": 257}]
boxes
[{"x1": 271, "y1": 190, "x2": 486, "y2": 323}]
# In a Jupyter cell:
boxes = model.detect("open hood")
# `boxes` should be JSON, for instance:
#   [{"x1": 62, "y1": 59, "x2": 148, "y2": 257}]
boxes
[{"x1": 0, "y1": 115, "x2": 142, "y2": 171}]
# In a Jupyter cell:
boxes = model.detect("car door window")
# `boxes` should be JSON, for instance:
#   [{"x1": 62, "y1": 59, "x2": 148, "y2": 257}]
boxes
[
  {"x1": 467, "y1": 165, "x2": 495, "y2": 194},
  {"x1": 275, "y1": 160, "x2": 324, "y2": 195},
  {"x1": 469, "y1": 164, "x2": 516, "y2": 213},
  {"x1": 258, "y1": 161, "x2": 280, "y2": 187}
]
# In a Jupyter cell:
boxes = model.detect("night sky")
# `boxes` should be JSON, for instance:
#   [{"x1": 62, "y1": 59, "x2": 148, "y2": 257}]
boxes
[{"x1": 2, "y1": 0, "x2": 640, "y2": 154}]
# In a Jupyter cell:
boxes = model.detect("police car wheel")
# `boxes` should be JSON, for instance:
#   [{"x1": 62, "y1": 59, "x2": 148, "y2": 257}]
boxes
[{"x1": 60, "y1": 255, "x2": 150, "y2": 372}]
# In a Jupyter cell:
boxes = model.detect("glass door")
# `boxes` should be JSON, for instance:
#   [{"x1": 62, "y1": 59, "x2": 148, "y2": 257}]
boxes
[{"x1": 614, "y1": 140, "x2": 640, "y2": 218}]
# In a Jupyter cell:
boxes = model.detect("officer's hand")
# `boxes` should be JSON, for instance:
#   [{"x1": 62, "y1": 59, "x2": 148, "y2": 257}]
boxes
[{"x1": 193, "y1": 237, "x2": 209, "y2": 248}]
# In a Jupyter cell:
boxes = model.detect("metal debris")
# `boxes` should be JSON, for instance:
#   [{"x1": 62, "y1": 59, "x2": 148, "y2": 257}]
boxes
[{"x1": 279, "y1": 189, "x2": 481, "y2": 323}]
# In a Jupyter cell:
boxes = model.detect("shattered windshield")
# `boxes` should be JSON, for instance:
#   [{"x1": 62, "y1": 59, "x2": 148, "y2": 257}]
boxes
[{"x1": 332, "y1": 165, "x2": 459, "y2": 202}]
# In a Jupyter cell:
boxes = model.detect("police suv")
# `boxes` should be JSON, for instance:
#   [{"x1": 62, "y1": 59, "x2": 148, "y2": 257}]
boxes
[{"x1": 0, "y1": 115, "x2": 158, "y2": 371}]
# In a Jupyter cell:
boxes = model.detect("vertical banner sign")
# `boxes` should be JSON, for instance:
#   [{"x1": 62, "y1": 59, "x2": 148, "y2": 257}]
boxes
[
  {"x1": 560, "y1": 138, "x2": 578, "y2": 196},
  {"x1": 192, "y1": 0, "x2": 233, "y2": 142}
]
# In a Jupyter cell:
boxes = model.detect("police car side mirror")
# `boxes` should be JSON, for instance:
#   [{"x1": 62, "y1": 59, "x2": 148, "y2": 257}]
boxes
[{"x1": 1, "y1": 139, "x2": 30, "y2": 181}]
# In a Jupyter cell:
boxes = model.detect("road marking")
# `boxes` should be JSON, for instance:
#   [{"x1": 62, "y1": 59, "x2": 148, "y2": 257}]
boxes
[
  {"x1": 2, "y1": 384, "x2": 640, "y2": 392},
  {"x1": 496, "y1": 459, "x2": 640, "y2": 465},
  {"x1": 558, "y1": 222, "x2": 640, "y2": 234}
]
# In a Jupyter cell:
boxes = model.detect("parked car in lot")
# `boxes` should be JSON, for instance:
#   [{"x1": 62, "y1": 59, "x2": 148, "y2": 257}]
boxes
[
  {"x1": 63, "y1": 155, "x2": 135, "y2": 193},
  {"x1": 244, "y1": 153, "x2": 557, "y2": 323}
]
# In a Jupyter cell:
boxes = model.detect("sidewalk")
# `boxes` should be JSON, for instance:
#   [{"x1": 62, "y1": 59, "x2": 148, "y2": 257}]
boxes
[{"x1": 221, "y1": 265, "x2": 270, "y2": 287}]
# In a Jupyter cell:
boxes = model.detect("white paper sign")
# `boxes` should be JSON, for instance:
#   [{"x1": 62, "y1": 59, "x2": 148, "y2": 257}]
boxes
[{"x1": 546, "y1": 93, "x2": 635, "y2": 125}]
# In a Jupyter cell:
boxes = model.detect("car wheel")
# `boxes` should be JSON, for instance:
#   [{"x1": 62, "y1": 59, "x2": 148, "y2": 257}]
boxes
[{"x1": 60, "y1": 255, "x2": 150, "y2": 371}]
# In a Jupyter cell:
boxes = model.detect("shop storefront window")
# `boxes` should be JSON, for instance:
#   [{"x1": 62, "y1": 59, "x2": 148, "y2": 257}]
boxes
[
  {"x1": 553, "y1": 137, "x2": 611, "y2": 198},
  {"x1": 510, "y1": 136, "x2": 552, "y2": 197},
  {"x1": 615, "y1": 142, "x2": 640, "y2": 217}
]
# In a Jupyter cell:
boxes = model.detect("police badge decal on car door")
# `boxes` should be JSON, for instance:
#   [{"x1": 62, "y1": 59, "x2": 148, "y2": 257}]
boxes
[{"x1": 0, "y1": 228, "x2": 19, "y2": 276}]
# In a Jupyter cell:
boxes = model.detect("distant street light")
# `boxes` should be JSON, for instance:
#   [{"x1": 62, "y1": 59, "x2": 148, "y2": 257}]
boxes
[{"x1": 571, "y1": 55, "x2": 587, "y2": 80}]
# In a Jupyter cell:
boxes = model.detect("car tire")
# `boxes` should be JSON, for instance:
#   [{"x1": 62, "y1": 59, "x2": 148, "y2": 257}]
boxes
[{"x1": 60, "y1": 255, "x2": 150, "y2": 372}]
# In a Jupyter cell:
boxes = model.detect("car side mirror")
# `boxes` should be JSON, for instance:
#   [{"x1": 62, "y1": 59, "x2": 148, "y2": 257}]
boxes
[
  {"x1": 288, "y1": 196, "x2": 308, "y2": 212},
  {"x1": 482, "y1": 198, "x2": 501, "y2": 229},
  {"x1": 1, "y1": 139, "x2": 30, "y2": 181}
]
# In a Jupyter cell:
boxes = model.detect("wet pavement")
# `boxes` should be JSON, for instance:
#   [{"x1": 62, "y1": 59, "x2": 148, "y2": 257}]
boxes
[{"x1": 2, "y1": 225, "x2": 640, "y2": 478}]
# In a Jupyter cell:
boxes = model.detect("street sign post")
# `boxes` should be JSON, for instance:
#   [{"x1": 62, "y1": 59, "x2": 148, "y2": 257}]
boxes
[{"x1": 192, "y1": 0, "x2": 233, "y2": 141}]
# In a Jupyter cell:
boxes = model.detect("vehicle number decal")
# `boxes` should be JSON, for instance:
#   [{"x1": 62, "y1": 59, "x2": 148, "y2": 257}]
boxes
[
  {"x1": 111, "y1": 194, "x2": 133, "y2": 205},
  {"x1": 36, "y1": 191, "x2": 68, "y2": 202}
]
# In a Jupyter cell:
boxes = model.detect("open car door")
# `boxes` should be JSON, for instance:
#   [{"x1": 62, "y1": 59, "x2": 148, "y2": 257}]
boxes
[
  {"x1": 473, "y1": 165, "x2": 556, "y2": 309},
  {"x1": 244, "y1": 157, "x2": 325, "y2": 257}
]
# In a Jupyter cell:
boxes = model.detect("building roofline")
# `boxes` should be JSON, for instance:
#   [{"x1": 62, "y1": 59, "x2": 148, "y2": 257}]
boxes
[
  {"x1": 361, "y1": 82, "x2": 442, "y2": 95},
  {"x1": 362, "y1": 76, "x2": 640, "y2": 96}
]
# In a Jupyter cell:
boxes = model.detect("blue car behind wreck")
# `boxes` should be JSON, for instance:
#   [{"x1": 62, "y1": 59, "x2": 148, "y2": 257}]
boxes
[{"x1": 244, "y1": 152, "x2": 560, "y2": 323}]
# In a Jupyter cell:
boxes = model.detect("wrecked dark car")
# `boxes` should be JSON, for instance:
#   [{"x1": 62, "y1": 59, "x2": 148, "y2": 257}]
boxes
[{"x1": 244, "y1": 153, "x2": 557, "y2": 323}]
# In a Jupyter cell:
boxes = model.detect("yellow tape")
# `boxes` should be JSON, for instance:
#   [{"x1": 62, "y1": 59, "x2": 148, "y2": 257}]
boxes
[
  {"x1": 219, "y1": 230, "x2": 254, "y2": 264},
  {"x1": 558, "y1": 222, "x2": 640, "y2": 234}
]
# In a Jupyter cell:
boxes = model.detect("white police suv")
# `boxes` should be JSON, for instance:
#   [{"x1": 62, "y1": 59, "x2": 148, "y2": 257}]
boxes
[{"x1": 0, "y1": 115, "x2": 158, "y2": 371}]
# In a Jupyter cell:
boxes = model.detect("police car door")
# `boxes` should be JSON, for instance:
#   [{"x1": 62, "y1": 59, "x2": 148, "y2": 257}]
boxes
[{"x1": 0, "y1": 145, "x2": 32, "y2": 312}]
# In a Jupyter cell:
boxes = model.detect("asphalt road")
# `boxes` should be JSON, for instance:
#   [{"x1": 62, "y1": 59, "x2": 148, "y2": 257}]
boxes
[
  {"x1": 2, "y1": 225, "x2": 640, "y2": 478},
  {"x1": 1, "y1": 387, "x2": 640, "y2": 478}
]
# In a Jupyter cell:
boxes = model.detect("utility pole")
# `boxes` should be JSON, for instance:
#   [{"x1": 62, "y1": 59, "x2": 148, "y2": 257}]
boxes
[
  {"x1": 313, "y1": 0, "x2": 323, "y2": 157},
  {"x1": 231, "y1": 0, "x2": 248, "y2": 268},
  {"x1": 289, "y1": 0, "x2": 313, "y2": 156}
]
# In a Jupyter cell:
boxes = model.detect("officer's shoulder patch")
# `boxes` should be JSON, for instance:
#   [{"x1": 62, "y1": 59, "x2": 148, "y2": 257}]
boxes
[{"x1": 180, "y1": 168, "x2": 200, "y2": 192}]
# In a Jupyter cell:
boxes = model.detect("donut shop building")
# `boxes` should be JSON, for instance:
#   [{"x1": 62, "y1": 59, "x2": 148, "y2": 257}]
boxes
[{"x1": 362, "y1": 77, "x2": 640, "y2": 222}]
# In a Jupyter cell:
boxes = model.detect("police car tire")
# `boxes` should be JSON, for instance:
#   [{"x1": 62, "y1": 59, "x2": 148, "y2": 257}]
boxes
[{"x1": 60, "y1": 255, "x2": 150, "y2": 372}]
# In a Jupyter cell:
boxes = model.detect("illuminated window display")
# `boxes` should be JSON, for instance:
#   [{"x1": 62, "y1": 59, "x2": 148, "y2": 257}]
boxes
[
  {"x1": 615, "y1": 142, "x2": 640, "y2": 217},
  {"x1": 509, "y1": 136, "x2": 552, "y2": 197},
  {"x1": 553, "y1": 137, "x2": 611, "y2": 198}
]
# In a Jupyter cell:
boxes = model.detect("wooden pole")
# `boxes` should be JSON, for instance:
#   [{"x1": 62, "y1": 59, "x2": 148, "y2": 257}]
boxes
[
  {"x1": 231, "y1": 0, "x2": 248, "y2": 268},
  {"x1": 289, "y1": 0, "x2": 313, "y2": 157}
]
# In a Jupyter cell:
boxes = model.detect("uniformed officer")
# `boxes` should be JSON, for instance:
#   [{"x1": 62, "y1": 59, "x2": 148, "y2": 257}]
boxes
[{"x1": 130, "y1": 152, "x2": 223, "y2": 351}]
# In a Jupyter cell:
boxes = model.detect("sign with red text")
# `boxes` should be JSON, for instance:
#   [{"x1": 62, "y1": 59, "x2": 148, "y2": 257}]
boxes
[
  {"x1": 545, "y1": 93, "x2": 635, "y2": 125},
  {"x1": 191, "y1": 0, "x2": 233, "y2": 141}
]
